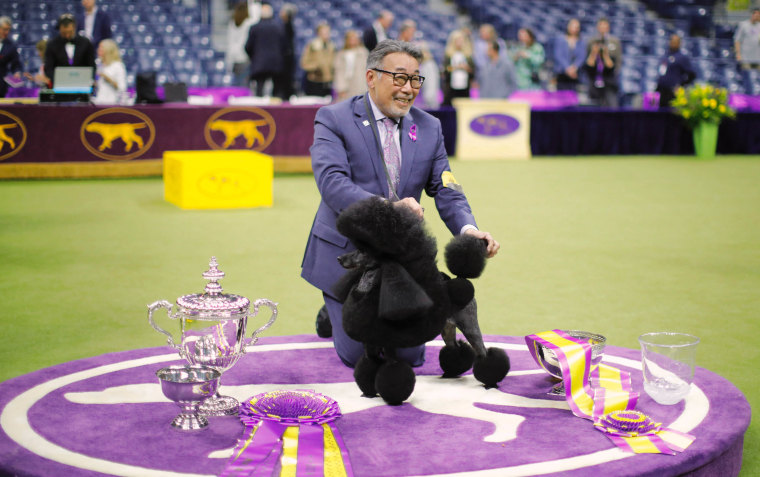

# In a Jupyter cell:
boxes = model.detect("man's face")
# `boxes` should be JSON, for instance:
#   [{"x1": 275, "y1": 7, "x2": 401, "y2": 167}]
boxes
[
  {"x1": 669, "y1": 35, "x2": 680, "y2": 51},
  {"x1": 400, "y1": 27, "x2": 415, "y2": 42},
  {"x1": 752, "y1": 10, "x2": 760, "y2": 23},
  {"x1": 82, "y1": 0, "x2": 95, "y2": 10},
  {"x1": 380, "y1": 13, "x2": 394, "y2": 30},
  {"x1": 60, "y1": 23, "x2": 76, "y2": 40},
  {"x1": 597, "y1": 20, "x2": 610, "y2": 35},
  {"x1": 367, "y1": 52, "x2": 420, "y2": 119},
  {"x1": 0, "y1": 24, "x2": 10, "y2": 40}
]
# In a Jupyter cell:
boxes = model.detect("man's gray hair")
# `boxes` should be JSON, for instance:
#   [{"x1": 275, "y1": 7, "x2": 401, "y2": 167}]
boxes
[
  {"x1": 0, "y1": 16, "x2": 12, "y2": 28},
  {"x1": 366, "y1": 39, "x2": 423, "y2": 70}
]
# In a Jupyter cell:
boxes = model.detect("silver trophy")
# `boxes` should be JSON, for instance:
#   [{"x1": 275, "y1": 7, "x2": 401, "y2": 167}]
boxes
[
  {"x1": 532, "y1": 330, "x2": 606, "y2": 395},
  {"x1": 148, "y1": 257, "x2": 278, "y2": 416},
  {"x1": 156, "y1": 364, "x2": 221, "y2": 430}
]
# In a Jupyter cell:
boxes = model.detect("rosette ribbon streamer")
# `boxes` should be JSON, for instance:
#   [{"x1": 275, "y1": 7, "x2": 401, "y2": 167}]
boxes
[
  {"x1": 220, "y1": 390, "x2": 353, "y2": 477},
  {"x1": 526, "y1": 330, "x2": 695, "y2": 455}
]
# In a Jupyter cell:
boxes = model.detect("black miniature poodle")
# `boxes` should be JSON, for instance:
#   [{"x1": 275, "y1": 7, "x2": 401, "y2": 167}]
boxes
[{"x1": 333, "y1": 197, "x2": 510, "y2": 405}]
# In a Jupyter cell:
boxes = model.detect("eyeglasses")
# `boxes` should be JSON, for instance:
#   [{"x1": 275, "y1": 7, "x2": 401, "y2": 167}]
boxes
[{"x1": 372, "y1": 68, "x2": 425, "y2": 89}]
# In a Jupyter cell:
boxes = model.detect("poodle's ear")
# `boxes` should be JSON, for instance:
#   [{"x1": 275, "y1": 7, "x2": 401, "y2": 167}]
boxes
[{"x1": 378, "y1": 262, "x2": 433, "y2": 322}]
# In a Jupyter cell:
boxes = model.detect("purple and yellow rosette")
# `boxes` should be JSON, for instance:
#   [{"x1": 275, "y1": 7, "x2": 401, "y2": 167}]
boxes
[
  {"x1": 221, "y1": 389, "x2": 353, "y2": 477},
  {"x1": 526, "y1": 330, "x2": 695, "y2": 455},
  {"x1": 594, "y1": 410, "x2": 696, "y2": 455}
]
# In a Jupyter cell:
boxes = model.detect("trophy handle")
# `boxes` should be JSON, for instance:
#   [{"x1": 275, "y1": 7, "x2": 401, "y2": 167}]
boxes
[
  {"x1": 148, "y1": 300, "x2": 180, "y2": 350},
  {"x1": 246, "y1": 299, "x2": 278, "y2": 346}
]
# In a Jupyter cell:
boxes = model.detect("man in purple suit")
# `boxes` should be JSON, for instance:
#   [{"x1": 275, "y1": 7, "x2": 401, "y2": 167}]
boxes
[{"x1": 301, "y1": 40, "x2": 500, "y2": 368}]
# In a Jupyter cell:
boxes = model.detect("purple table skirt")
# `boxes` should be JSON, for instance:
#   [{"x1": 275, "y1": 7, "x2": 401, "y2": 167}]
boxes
[{"x1": 0, "y1": 335, "x2": 750, "y2": 477}]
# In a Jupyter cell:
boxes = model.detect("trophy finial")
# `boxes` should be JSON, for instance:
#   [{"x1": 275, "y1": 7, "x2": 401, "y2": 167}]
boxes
[{"x1": 202, "y1": 256, "x2": 225, "y2": 295}]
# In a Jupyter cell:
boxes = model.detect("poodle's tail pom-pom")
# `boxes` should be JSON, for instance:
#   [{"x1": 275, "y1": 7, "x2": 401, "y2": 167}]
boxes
[
  {"x1": 445, "y1": 234, "x2": 487, "y2": 279},
  {"x1": 375, "y1": 360, "x2": 416, "y2": 405},
  {"x1": 439, "y1": 339, "x2": 476, "y2": 377},
  {"x1": 473, "y1": 347, "x2": 510, "y2": 388}
]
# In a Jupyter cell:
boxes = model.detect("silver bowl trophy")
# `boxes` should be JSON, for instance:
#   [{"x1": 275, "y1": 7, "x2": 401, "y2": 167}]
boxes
[
  {"x1": 156, "y1": 364, "x2": 221, "y2": 430},
  {"x1": 148, "y1": 257, "x2": 278, "y2": 416},
  {"x1": 535, "y1": 330, "x2": 606, "y2": 395}
]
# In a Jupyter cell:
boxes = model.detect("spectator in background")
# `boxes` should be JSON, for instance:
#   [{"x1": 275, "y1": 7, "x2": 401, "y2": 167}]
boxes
[
  {"x1": 472, "y1": 23, "x2": 507, "y2": 85},
  {"x1": 93, "y1": 38, "x2": 126, "y2": 104},
  {"x1": 656, "y1": 34, "x2": 696, "y2": 108},
  {"x1": 553, "y1": 18, "x2": 586, "y2": 91},
  {"x1": 584, "y1": 33, "x2": 617, "y2": 107},
  {"x1": 734, "y1": 8, "x2": 760, "y2": 69},
  {"x1": 225, "y1": 2, "x2": 255, "y2": 88},
  {"x1": 363, "y1": 10, "x2": 394, "y2": 52},
  {"x1": 586, "y1": 17, "x2": 622, "y2": 106},
  {"x1": 478, "y1": 40, "x2": 517, "y2": 99},
  {"x1": 398, "y1": 19, "x2": 417, "y2": 43},
  {"x1": 24, "y1": 39, "x2": 49, "y2": 87},
  {"x1": 0, "y1": 16, "x2": 22, "y2": 98},
  {"x1": 244, "y1": 3, "x2": 285, "y2": 97},
  {"x1": 277, "y1": 3, "x2": 298, "y2": 99},
  {"x1": 300, "y1": 22, "x2": 335, "y2": 97},
  {"x1": 76, "y1": 0, "x2": 112, "y2": 49},
  {"x1": 44, "y1": 14, "x2": 96, "y2": 88},
  {"x1": 442, "y1": 29, "x2": 474, "y2": 105},
  {"x1": 511, "y1": 28, "x2": 544, "y2": 90},
  {"x1": 418, "y1": 42, "x2": 440, "y2": 108},
  {"x1": 333, "y1": 30, "x2": 369, "y2": 101}
]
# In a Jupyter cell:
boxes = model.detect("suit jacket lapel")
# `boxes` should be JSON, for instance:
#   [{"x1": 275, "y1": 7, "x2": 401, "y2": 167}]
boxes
[
  {"x1": 398, "y1": 111, "x2": 417, "y2": 197},
  {"x1": 354, "y1": 94, "x2": 388, "y2": 196}
]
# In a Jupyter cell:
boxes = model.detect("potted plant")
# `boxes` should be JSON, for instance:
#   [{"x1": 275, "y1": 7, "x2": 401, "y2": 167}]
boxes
[{"x1": 670, "y1": 84, "x2": 735, "y2": 159}]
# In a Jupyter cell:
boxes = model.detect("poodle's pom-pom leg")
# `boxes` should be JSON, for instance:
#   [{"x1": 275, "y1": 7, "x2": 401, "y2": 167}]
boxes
[
  {"x1": 354, "y1": 351, "x2": 383, "y2": 397},
  {"x1": 375, "y1": 360, "x2": 416, "y2": 405},
  {"x1": 473, "y1": 347, "x2": 510, "y2": 389},
  {"x1": 439, "y1": 339, "x2": 476, "y2": 377}
]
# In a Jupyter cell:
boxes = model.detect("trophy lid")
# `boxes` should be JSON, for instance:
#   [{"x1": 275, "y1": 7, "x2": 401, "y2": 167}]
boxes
[{"x1": 175, "y1": 257, "x2": 250, "y2": 318}]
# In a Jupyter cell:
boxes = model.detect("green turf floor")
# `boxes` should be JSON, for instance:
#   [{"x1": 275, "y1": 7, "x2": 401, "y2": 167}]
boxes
[{"x1": 1, "y1": 156, "x2": 758, "y2": 474}]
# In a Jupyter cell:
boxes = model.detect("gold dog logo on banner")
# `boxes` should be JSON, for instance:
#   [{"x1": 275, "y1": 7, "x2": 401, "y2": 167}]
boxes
[
  {"x1": 0, "y1": 110, "x2": 28, "y2": 161},
  {"x1": 80, "y1": 108, "x2": 156, "y2": 161},
  {"x1": 204, "y1": 107, "x2": 276, "y2": 151}
]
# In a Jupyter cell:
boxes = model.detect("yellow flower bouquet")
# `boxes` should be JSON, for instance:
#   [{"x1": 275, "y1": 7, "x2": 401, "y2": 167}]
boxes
[{"x1": 670, "y1": 83, "x2": 736, "y2": 129}]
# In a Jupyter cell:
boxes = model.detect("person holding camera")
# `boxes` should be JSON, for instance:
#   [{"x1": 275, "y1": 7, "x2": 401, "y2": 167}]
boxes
[{"x1": 584, "y1": 17, "x2": 621, "y2": 107}]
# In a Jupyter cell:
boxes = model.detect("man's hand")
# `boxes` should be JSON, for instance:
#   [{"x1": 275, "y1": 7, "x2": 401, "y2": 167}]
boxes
[
  {"x1": 392, "y1": 197, "x2": 424, "y2": 220},
  {"x1": 463, "y1": 228, "x2": 500, "y2": 258}
]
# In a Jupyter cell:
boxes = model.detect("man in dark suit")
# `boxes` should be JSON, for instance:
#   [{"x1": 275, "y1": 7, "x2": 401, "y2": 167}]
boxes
[
  {"x1": 76, "y1": 0, "x2": 112, "y2": 49},
  {"x1": 362, "y1": 10, "x2": 394, "y2": 52},
  {"x1": 43, "y1": 14, "x2": 96, "y2": 88},
  {"x1": 0, "y1": 16, "x2": 22, "y2": 98},
  {"x1": 244, "y1": 3, "x2": 286, "y2": 97},
  {"x1": 655, "y1": 34, "x2": 696, "y2": 108},
  {"x1": 301, "y1": 40, "x2": 500, "y2": 368}
]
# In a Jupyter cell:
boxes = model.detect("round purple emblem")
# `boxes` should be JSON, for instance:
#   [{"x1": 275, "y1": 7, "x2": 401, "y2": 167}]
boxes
[{"x1": 469, "y1": 114, "x2": 520, "y2": 136}]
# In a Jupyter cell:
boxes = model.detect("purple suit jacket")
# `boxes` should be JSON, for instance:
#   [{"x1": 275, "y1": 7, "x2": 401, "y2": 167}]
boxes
[{"x1": 301, "y1": 94, "x2": 477, "y2": 297}]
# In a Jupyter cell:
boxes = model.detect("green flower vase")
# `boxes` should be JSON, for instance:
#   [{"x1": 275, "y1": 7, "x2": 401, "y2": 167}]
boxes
[{"x1": 693, "y1": 121, "x2": 719, "y2": 159}]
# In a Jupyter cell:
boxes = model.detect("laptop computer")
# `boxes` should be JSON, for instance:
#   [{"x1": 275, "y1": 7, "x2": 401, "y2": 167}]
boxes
[{"x1": 53, "y1": 67, "x2": 94, "y2": 94}]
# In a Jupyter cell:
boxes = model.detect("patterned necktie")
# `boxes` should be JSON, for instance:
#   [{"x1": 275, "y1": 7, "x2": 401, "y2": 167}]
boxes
[{"x1": 381, "y1": 117, "x2": 400, "y2": 196}]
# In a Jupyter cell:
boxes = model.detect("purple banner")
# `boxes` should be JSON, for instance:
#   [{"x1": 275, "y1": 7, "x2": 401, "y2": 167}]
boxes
[{"x1": 0, "y1": 104, "x2": 318, "y2": 164}]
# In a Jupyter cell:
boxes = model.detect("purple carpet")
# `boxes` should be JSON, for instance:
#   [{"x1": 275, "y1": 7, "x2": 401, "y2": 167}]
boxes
[{"x1": 0, "y1": 335, "x2": 750, "y2": 476}]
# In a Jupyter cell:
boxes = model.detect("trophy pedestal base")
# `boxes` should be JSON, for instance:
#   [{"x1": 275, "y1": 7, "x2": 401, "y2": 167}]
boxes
[
  {"x1": 171, "y1": 412, "x2": 209, "y2": 431},
  {"x1": 199, "y1": 394, "x2": 239, "y2": 416}
]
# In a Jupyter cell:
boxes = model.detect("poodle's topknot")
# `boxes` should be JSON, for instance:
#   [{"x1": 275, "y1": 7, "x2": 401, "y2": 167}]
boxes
[
  {"x1": 336, "y1": 196, "x2": 435, "y2": 262},
  {"x1": 444, "y1": 234, "x2": 487, "y2": 279}
]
